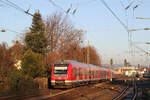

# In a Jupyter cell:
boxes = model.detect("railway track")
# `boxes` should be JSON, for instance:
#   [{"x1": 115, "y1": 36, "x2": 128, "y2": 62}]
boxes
[
  {"x1": 0, "y1": 83, "x2": 104, "y2": 100},
  {"x1": 31, "y1": 82, "x2": 118, "y2": 100},
  {"x1": 0, "y1": 82, "x2": 125, "y2": 100},
  {"x1": 112, "y1": 79, "x2": 137, "y2": 100},
  {"x1": 30, "y1": 82, "x2": 109, "y2": 100},
  {"x1": 112, "y1": 86, "x2": 129, "y2": 100},
  {"x1": 121, "y1": 83, "x2": 137, "y2": 100},
  {"x1": 66, "y1": 82, "x2": 124, "y2": 100}
]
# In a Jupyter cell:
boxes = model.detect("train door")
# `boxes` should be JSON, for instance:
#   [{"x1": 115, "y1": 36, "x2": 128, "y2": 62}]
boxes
[
  {"x1": 72, "y1": 67, "x2": 76, "y2": 81},
  {"x1": 83, "y1": 68, "x2": 85, "y2": 82},
  {"x1": 76, "y1": 66, "x2": 79, "y2": 82},
  {"x1": 84, "y1": 69, "x2": 87, "y2": 81},
  {"x1": 89, "y1": 68, "x2": 91, "y2": 81},
  {"x1": 87, "y1": 68, "x2": 89, "y2": 81},
  {"x1": 105, "y1": 71, "x2": 107, "y2": 80}
]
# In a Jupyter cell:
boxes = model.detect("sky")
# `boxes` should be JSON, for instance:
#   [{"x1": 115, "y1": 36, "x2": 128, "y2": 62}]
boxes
[{"x1": 0, "y1": 0, "x2": 150, "y2": 65}]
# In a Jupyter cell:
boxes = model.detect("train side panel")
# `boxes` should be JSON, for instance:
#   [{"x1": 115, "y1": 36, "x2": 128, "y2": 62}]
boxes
[{"x1": 51, "y1": 60, "x2": 120, "y2": 88}]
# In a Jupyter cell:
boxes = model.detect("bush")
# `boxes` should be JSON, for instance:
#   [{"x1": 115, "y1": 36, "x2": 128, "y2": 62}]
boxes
[{"x1": 21, "y1": 49, "x2": 46, "y2": 79}]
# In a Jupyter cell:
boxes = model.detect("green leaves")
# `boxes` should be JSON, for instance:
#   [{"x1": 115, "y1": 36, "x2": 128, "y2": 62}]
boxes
[
  {"x1": 24, "y1": 11, "x2": 48, "y2": 55},
  {"x1": 21, "y1": 49, "x2": 46, "y2": 78}
]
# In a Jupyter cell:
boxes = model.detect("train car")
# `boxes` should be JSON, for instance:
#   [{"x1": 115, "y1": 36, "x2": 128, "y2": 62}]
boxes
[{"x1": 51, "y1": 60, "x2": 116, "y2": 88}]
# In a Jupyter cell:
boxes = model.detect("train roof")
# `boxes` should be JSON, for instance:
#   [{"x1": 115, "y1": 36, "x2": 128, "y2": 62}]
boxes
[
  {"x1": 55, "y1": 60, "x2": 77, "y2": 64},
  {"x1": 55, "y1": 60, "x2": 109, "y2": 70}
]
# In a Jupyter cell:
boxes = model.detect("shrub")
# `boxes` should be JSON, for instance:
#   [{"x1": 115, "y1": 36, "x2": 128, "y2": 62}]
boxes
[{"x1": 21, "y1": 49, "x2": 46, "y2": 79}]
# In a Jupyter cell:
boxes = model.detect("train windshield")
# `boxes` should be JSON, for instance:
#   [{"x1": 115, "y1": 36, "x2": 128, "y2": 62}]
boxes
[{"x1": 54, "y1": 64, "x2": 68, "y2": 74}]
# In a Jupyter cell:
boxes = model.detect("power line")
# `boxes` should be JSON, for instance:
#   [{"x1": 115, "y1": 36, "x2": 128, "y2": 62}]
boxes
[
  {"x1": 99, "y1": 0, "x2": 134, "y2": 56},
  {"x1": 5, "y1": 0, "x2": 25, "y2": 12},
  {"x1": 0, "y1": 0, "x2": 34, "y2": 17},
  {"x1": 0, "y1": 27, "x2": 20, "y2": 34},
  {"x1": 125, "y1": 0, "x2": 134, "y2": 10},
  {"x1": 48, "y1": 0, "x2": 66, "y2": 13},
  {"x1": 133, "y1": 0, "x2": 143, "y2": 10},
  {"x1": 0, "y1": 0, "x2": 21, "y2": 11},
  {"x1": 99, "y1": 0, "x2": 129, "y2": 32},
  {"x1": 48, "y1": 0, "x2": 79, "y2": 15}
]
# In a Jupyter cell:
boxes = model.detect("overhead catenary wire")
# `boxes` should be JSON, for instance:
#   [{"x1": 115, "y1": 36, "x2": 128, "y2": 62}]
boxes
[
  {"x1": 125, "y1": 0, "x2": 134, "y2": 10},
  {"x1": 48, "y1": 0, "x2": 77, "y2": 15},
  {"x1": 0, "y1": 0, "x2": 21, "y2": 11},
  {"x1": 48, "y1": 0, "x2": 66, "y2": 13},
  {"x1": 0, "y1": 27, "x2": 20, "y2": 34},
  {"x1": 99, "y1": 0, "x2": 136, "y2": 59},
  {"x1": 0, "y1": 0, "x2": 34, "y2": 17},
  {"x1": 133, "y1": 0, "x2": 143, "y2": 10},
  {"x1": 99, "y1": 0, "x2": 129, "y2": 33},
  {"x1": 99, "y1": 0, "x2": 131, "y2": 50},
  {"x1": 5, "y1": 0, "x2": 25, "y2": 12}
]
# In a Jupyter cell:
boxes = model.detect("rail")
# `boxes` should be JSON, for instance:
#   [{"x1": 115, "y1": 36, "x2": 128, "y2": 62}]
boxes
[
  {"x1": 112, "y1": 86, "x2": 129, "y2": 100},
  {"x1": 132, "y1": 83, "x2": 137, "y2": 100},
  {"x1": 113, "y1": 78, "x2": 137, "y2": 100}
]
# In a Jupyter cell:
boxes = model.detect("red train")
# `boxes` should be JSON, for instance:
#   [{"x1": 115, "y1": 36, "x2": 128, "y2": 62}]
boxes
[{"x1": 51, "y1": 60, "x2": 119, "y2": 88}]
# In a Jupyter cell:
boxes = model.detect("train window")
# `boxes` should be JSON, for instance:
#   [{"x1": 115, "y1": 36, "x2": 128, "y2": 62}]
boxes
[
  {"x1": 80, "y1": 69, "x2": 82, "y2": 76},
  {"x1": 74, "y1": 68, "x2": 77, "y2": 76},
  {"x1": 78, "y1": 69, "x2": 80, "y2": 76},
  {"x1": 54, "y1": 64, "x2": 68, "y2": 74},
  {"x1": 84, "y1": 69, "x2": 86, "y2": 76},
  {"x1": 93, "y1": 71, "x2": 94, "y2": 76},
  {"x1": 82, "y1": 69, "x2": 84, "y2": 76},
  {"x1": 92, "y1": 71, "x2": 94, "y2": 77},
  {"x1": 97, "y1": 71, "x2": 98, "y2": 77},
  {"x1": 86, "y1": 69, "x2": 88, "y2": 76},
  {"x1": 75, "y1": 67, "x2": 78, "y2": 76}
]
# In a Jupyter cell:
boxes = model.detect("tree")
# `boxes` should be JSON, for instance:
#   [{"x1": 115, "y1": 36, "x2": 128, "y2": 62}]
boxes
[
  {"x1": 0, "y1": 43, "x2": 15, "y2": 90},
  {"x1": 24, "y1": 11, "x2": 48, "y2": 55},
  {"x1": 44, "y1": 12, "x2": 84, "y2": 52},
  {"x1": 43, "y1": 52, "x2": 60, "y2": 76},
  {"x1": 21, "y1": 49, "x2": 46, "y2": 78},
  {"x1": 88, "y1": 46, "x2": 101, "y2": 66},
  {"x1": 64, "y1": 43, "x2": 82, "y2": 61},
  {"x1": 10, "y1": 41, "x2": 23, "y2": 60}
]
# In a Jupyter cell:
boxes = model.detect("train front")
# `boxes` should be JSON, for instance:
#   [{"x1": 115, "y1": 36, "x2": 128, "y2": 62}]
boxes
[{"x1": 51, "y1": 61, "x2": 72, "y2": 88}]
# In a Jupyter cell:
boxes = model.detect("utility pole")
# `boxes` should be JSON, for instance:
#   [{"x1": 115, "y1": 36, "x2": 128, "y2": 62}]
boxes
[
  {"x1": 87, "y1": 40, "x2": 90, "y2": 64},
  {"x1": 110, "y1": 58, "x2": 113, "y2": 69},
  {"x1": 110, "y1": 58, "x2": 113, "y2": 81}
]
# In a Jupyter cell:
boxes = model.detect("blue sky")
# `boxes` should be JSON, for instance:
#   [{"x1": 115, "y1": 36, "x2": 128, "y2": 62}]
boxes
[{"x1": 0, "y1": 0, "x2": 150, "y2": 65}]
